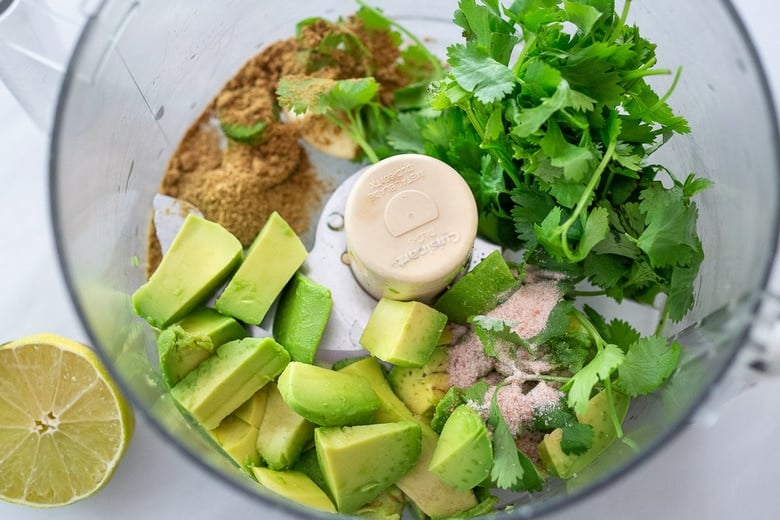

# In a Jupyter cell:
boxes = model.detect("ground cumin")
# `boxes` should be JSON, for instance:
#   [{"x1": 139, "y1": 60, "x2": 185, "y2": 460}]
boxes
[{"x1": 146, "y1": 14, "x2": 413, "y2": 277}]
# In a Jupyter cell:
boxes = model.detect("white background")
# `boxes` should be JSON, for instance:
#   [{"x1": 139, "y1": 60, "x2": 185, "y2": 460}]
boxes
[{"x1": 1, "y1": 1, "x2": 780, "y2": 519}]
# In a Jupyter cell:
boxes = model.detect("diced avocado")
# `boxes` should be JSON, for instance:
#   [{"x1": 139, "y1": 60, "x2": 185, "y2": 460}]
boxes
[
  {"x1": 257, "y1": 383, "x2": 315, "y2": 470},
  {"x1": 428, "y1": 405, "x2": 492, "y2": 491},
  {"x1": 252, "y1": 467, "x2": 336, "y2": 513},
  {"x1": 273, "y1": 273, "x2": 332, "y2": 364},
  {"x1": 233, "y1": 385, "x2": 270, "y2": 429},
  {"x1": 315, "y1": 422, "x2": 422, "y2": 514},
  {"x1": 210, "y1": 414, "x2": 260, "y2": 468},
  {"x1": 157, "y1": 308, "x2": 247, "y2": 387},
  {"x1": 338, "y1": 357, "x2": 478, "y2": 517},
  {"x1": 353, "y1": 485, "x2": 406, "y2": 520},
  {"x1": 538, "y1": 389, "x2": 630, "y2": 479},
  {"x1": 170, "y1": 337, "x2": 290, "y2": 430},
  {"x1": 388, "y1": 347, "x2": 449, "y2": 417},
  {"x1": 292, "y1": 447, "x2": 328, "y2": 492},
  {"x1": 360, "y1": 298, "x2": 447, "y2": 368},
  {"x1": 216, "y1": 212, "x2": 308, "y2": 325},
  {"x1": 133, "y1": 214, "x2": 243, "y2": 329},
  {"x1": 434, "y1": 250, "x2": 517, "y2": 324},
  {"x1": 277, "y1": 361, "x2": 379, "y2": 426}
]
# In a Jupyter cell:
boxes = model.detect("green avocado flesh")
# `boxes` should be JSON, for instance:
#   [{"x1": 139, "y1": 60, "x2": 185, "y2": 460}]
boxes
[
  {"x1": 252, "y1": 467, "x2": 336, "y2": 513},
  {"x1": 233, "y1": 386, "x2": 269, "y2": 429},
  {"x1": 216, "y1": 211, "x2": 308, "y2": 325},
  {"x1": 273, "y1": 273, "x2": 332, "y2": 364},
  {"x1": 338, "y1": 357, "x2": 478, "y2": 517},
  {"x1": 315, "y1": 422, "x2": 421, "y2": 514},
  {"x1": 133, "y1": 214, "x2": 243, "y2": 329},
  {"x1": 538, "y1": 389, "x2": 630, "y2": 479},
  {"x1": 277, "y1": 361, "x2": 379, "y2": 426},
  {"x1": 210, "y1": 414, "x2": 260, "y2": 468},
  {"x1": 170, "y1": 337, "x2": 290, "y2": 430},
  {"x1": 434, "y1": 250, "x2": 517, "y2": 324},
  {"x1": 429, "y1": 405, "x2": 493, "y2": 491},
  {"x1": 360, "y1": 298, "x2": 447, "y2": 367},
  {"x1": 388, "y1": 346, "x2": 449, "y2": 417},
  {"x1": 256, "y1": 383, "x2": 315, "y2": 470},
  {"x1": 157, "y1": 307, "x2": 247, "y2": 387}
]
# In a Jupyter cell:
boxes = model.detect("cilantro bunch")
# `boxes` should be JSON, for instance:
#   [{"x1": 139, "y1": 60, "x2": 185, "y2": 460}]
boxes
[{"x1": 388, "y1": 0, "x2": 711, "y2": 326}]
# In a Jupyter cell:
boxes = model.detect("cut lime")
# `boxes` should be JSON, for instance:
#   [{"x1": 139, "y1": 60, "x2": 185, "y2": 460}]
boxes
[{"x1": 0, "y1": 333, "x2": 135, "y2": 507}]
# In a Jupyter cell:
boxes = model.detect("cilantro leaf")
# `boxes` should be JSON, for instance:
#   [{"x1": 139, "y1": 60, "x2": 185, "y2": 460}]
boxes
[
  {"x1": 562, "y1": 343, "x2": 624, "y2": 415},
  {"x1": 469, "y1": 315, "x2": 527, "y2": 357},
  {"x1": 616, "y1": 336, "x2": 681, "y2": 396},
  {"x1": 220, "y1": 120, "x2": 268, "y2": 144},
  {"x1": 488, "y1": 389, "x2": 524, "y2": 489},
  {"x1": 532, "y1": 400, "x2": 594, "y2": 455},
  {"x1": 635, "y1": 185, "x2": 699, "y2": 268},
  {"x1": 448, "y1": 42, "x2": 517, "y2": 103}
]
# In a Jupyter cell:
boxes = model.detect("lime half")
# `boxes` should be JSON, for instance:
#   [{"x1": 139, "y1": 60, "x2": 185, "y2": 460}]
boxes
[{"x1": 0, "y1": 333, "x2": 134, "y2": 507}]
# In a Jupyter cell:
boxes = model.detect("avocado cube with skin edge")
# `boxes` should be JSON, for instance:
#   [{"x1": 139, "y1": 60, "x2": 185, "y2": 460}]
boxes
[
  {"x1": 170, "y1": 337, "x2": 290, "y2": 430},
  {"x1": 315, "y1": 422, "x2": 422, "y2": 514},
  {"x1": 360, "y1": 298, "x2": 448, "y2": 368},
  {"x1": 210, "y1": 414, "x2": 260, "y2": 468},
  {"x1": 157, "y1": 307, "x2": 247, "y2": 387},
  {"x1": 434, "y1": 249, "x2": 518, "y2": 324},
  {"x1": 277, "y1": 361, "x2": 379, "y2": 426},
  {"x1": 256, "y1": 383, "x2": 315, "y2": 470},
  {"x1": 133, "y1": 214, "x2": 243, "y2": 329},
  {"x1": 337, "y1": 357, "x2": 478, "y2": 517},
  {"x1": 252, "y1": 467, "x2": 336, "y2": 514},
  {"x1": 216, "y1": 211, "x2": 308, "y2": 325},
  {"x1": 273, "y1": 273, "x2": 333, "y2": 364},
  {"x1": 428, "y1": 404, "x2": 493, "y2": 491}
]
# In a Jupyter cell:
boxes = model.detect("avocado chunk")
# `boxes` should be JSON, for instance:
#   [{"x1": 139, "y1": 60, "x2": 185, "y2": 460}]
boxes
[
  {"x1": 216, "y1": 212, "x2": 308, "y2": 325},
  {"x1": 434, "y1": 250, "x2": 517, "y2": 324},
  {"x1": 158, "y1": 307, "x2": 247, "y2": 387},
  {"x1": 257, "y1": 383, "x2": 315, "y2": 470},
  {"x1": 277, "y1": 361, "x2": 379, "y2": 426},
  {"x1": 292, "y1": 447, "x2": 328, "y2": 491},
  {"x1": 353, "y1": 485, "x2": 406, "y2": 520},
  {"x1": 233, "y1": 385, "x2": 270, "y2": 429},
  {"x1": 252, "y1": 467, "x2": 336, "y2": 513},
  {"x1": 428, "y1": 405, "x2": 492, "y2": 491},
  {"x1": 388, "y1": 347, "x2": 449, "y2": 417},
  {"x1": 133, "y1": 214, "x2": 243, "y2": 329},
  {"x1": 360, "y1": 298, "x2": 447, "y2": 367},
  {"x1": 538, "y1": 389, "x2": 630, "y2": 479},
  {"x1": 338, "y1": 357, "x2": 478, "y2": 517},
  {"x1": 170, "y1": 337, "x2": 290, "y2": 430},
  {"x1": 210, "y1": 414, "x2": 260, "y2": 468},
  {"x1": 273, "y1": 273, "x2": 332, "y2": 364},
  {"x1": 315, "y1": 422, "x2": 422, "y2": 514}
]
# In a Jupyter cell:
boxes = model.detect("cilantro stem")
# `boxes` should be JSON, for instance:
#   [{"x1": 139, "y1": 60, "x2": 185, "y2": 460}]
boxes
[
  {"x1": 512, "y1": 34, "x2": 536, "y2": 75},
  {"x1": 356, "y1": 0, "x2": 443, "y2": 78},
  {"x1": 464, "y1": 104, "x2": 521, "y2": 187},
  {"x1": 608, "y1": 0, "x2": 632, "y2": 44},
  {"x1": 527, "y1": 375, "x2": 571, "y2": 384},
  {"x1": 558, "y1": 128, "x2": 619, "y2": 261},
  {"x1": 571, "y1": 289, "x2": 608, "y2": 297},
  {"x1": 603, "y1": 378, "x2": 624, "y2": 439},
  {"x1": 333, "y1": 111, "x2": 380, "y2": 163}
]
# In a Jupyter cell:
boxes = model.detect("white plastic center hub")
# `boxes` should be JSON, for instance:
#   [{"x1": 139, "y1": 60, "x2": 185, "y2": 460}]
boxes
[{"x1": 344, "y1": 153, "x2": 478, "y2": 302}]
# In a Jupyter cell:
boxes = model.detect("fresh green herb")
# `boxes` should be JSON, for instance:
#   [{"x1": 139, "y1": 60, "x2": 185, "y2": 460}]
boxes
[
  {"x1": 468, "y1": 315, "x2": 527, "y2": 357},
  {"x1": 386, "y1": 0, "x2": 709, "y2": 325},
  {"x1": 487, "y1": 388, "x2": 544, "y2": 492},
  {"x1": 277, "y1": 76, "x2": 389, "y2": 163},
  {"x1": 616, "y1": 336, "x2": 680, "y2": 396},
  {"x1": 531, "y1": 399, "x2": 594, "y2": 456},
  {"x1": 220, "y1": 120, "x2": 268, "y2": 144},
  {"x1": 431, "y1": 381, "x2": 489, "y2": 433},
  {"x1": 277, "y1": 2, "x2": 443, "y2": 163}
]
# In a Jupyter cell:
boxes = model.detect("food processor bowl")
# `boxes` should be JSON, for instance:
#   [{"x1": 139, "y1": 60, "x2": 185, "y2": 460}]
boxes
[{"x1": 48, "y1": 0, "x2": 780, "y2": 517}]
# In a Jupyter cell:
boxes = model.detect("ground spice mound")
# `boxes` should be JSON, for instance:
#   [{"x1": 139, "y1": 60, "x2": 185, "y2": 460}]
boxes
[{"x1": 146, "y1": 13, "x2": 416, "y2": 277}]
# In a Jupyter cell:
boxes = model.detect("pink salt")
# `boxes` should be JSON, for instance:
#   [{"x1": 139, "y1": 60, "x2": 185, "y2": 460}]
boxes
[
  {"x1": 482, "y1": 382, "x2": 563, "y2": 436},
  {"x1": 488, "y1": 280, "x2": 561, "y2": 340},
  {"x1": 447, "y1": 329, "x2": 495, "y2": 388}
]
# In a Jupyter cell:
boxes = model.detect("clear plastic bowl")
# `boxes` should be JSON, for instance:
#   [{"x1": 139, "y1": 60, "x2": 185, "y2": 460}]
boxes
[{"x1": 50, "y1": 0, "x2": 780, "y2": 517}]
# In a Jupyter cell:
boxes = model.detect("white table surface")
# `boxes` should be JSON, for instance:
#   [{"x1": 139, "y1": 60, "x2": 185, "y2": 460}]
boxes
[{"x1": 2, "y1": 1, "x2": 780, "y2": 518}]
